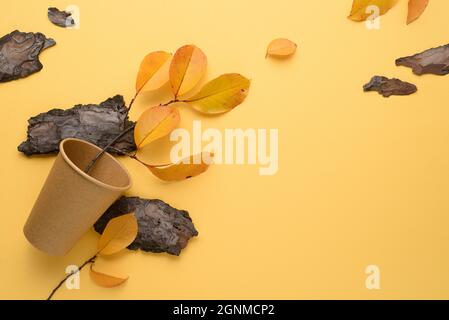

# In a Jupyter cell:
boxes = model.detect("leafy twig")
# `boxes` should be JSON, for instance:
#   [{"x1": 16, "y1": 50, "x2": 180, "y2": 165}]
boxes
[
  {"x1": 47, "y1": 253, "x2": 98, "y2": 300},
  {"x1": 84, "y1": 97, "x2": 181, "y2": 174}
]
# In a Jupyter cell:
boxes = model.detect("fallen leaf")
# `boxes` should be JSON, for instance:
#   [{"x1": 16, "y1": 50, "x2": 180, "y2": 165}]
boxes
[
  {"x1": 97, "y1": 213, "x2": 138, "y2": 255},
  {"x1": 407, "y1": 0, "x2": 429, "y2": 24},
  {"x1": 170, "y1": 45, "x2": 207, "y2": 97},
  {"x1": 348, "y1": 0, "x2": 398, "y2": 22},
  {"x1": 135, "y1": 51, "x2": 172, "y2": 94},
  {"x1": 186, "y1": 73, "x2": 250, "y2": 114},
  {"x1": 134, "y1": 105, "x2": 180, "y2": 148},
  {"x1": 89, "y1": 264, "x2": 129, "y2": 288},
  {"x1": 147, "y1": 153, "x2": 212, "y2": 181},
  {"x1": 266, "y1": 38, "x2": 297, "y2": 58}
]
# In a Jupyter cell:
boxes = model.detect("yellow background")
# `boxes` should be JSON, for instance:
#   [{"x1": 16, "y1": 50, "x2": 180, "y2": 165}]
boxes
[{"x1": 1, "y1": 0, "x2": 449, "y2": 300}]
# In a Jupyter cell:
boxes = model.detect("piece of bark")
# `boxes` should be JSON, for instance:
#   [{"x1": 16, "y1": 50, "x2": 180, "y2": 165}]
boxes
[
  {"x1": 363, "y1": 76, "x2": 417, "y2": 98},
  {"x1": 18, "y1": 95, "x2": 136, "y2": 156},
  {"x1": 94, "y1": 196, "x2": 198, "y2": 256},
  {"x1": 0, "y1": 30, "x2": 55, "y2": 83},
  {"x1": 396, "y1": 44, "x2": 449, "y2": 75},
  {"x1": 48, "y1": 7, "x2": 75, "y2": 28}
]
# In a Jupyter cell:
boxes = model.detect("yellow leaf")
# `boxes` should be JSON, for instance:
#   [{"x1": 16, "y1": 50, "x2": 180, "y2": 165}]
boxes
[
  {"x1": 135, "y1": 51, "x2": 172, "y2": 94},
  {"x1": 97, "y1": 213, "x2": 138, "y2": 256},
  {"x1": 266, "y1": 38, "x2": 297, "y2": 58},
  {"x1": 147, "y1": 153, "x2": 212, "y2": 181},
  {"x1": 348, "y1": 0, "x2": 398, "y2": 22},
  {"x1": 89, "y1": 264, "x2": 129, "y2": 288},
  {"x1": 134, "y1": 105, "x2": 180, "y2": 149},
  {"x1": 407, "y1": 0, "x2": 429, "y2": 24},
  {"x1": 169, "y1": 45, "x2": 207, "y2": 97},
  {"x1": 185, "y1": 73, "x2": 250, "y2": 114}
]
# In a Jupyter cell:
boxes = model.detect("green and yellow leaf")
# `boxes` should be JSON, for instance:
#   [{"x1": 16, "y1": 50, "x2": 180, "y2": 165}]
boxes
[
  {"x1": 186, "y1": 73, "x2": 250, "y2": 114},
  {"x1": 348, "y1": 0, "x2": 398, "y2": 22},
  {"x1": 147, "y1": 153, "x2": 212, "y2": 181},
  {"x1": 89, "y1": 264, "x2": 129, "y2": 288},
  {"x1": 134, "y1": 105, "x2": 180, "y2": 149},
  {"x1": 97, "y1": 213, "x2": 138, "y2": 256},
  {"x1": 169, "y1": 45, "x2": 207, "y2": 97},
  {"x1": 135, "y1": 51, "x2": 172, "y2": 94},
  {"x1": 407, "y1": 0, "x2": 429, "y2": 24}
]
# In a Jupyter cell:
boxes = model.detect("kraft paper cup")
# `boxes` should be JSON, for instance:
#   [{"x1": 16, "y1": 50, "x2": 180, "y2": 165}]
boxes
[{"x1": 24, "y1": 138, "x2": 132, "y2": 256}]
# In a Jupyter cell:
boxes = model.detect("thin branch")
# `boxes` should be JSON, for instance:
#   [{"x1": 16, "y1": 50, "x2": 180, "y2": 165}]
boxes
[
  {"x1": 84, "y1": 124, "x2": 136, "y2": 174},
  {"x1": 47, "y1": 254, "x2": 97, "y2": 300},
  {"x1": 108, "y1": 146, "x2": 172, "y2": 168},
  {"x1": 84, "y1": 96, "x2": 182, "y2": 174},
  {"x1": 159, "y1": 99, "x2": 180, "y2": 107},
  {"x1": 127, "y1": 92, "x2": 138, "y2": 114}
]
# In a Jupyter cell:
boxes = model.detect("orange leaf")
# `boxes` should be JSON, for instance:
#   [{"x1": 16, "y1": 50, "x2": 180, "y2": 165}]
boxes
[
  {"x1": 135, "y1": 51, "x2": 172, "y2": 94},
  {"x1": 348, "y1": 0, "x2": 398, "y2": 22},
  {"x1": 169, "y1": 45, "x2": 207, "y2": 97},
  {"x1": 134, "y1": 105, "x2": 180, "y2": 149},
  {"x1": 97, "y1": 213, "x2": 138, "y2": 256},
  {"x1": 407, "y1": 0, "x2": 429, "y2": 24},
  {"x1": 266, "y1": 38, "x2": 297, "y2": 58},
  {"x1": 147, "y1": 153, "x2": 212, "y2": 181},
  {"x1": 89, "y1": 264, "x2": 129, "y2": 288}
]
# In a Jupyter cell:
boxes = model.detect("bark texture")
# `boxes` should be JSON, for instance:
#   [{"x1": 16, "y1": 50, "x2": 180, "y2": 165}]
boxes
[
  {"x1": 48, "y1": 7, "x2": 75, "y2": 28},
  {"x1": 363, "y1": 76, "x2": 417, "y2": 97},
  {"x1": 0, "y1": 30, "x2": 55, "y2": 83},
  {"x1": 18, "y1": 95, "x2": 136, "y2": 156},
  {"x1": 396, "y1": 44, "x2": 449, "y2": 75},
  {"x1": 94, "y1": 196, "x2": 198, "y2": 256}
]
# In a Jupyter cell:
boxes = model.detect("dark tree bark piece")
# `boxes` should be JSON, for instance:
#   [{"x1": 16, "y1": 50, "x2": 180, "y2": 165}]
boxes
[
  {"x1": 0, "y1": 30, "x2": 55, "y2": 83},
  {"x1": 396, "y1": 44, "x2": 449, "y2": 75},
  {"x1": 18, "y1": 95, "x2": 136, "y2": 156},
  {"x1": 48, "y1": 7, "x2": 75, "y2": 28},
  {"x1": 363, "y1": 76, "x2": 417, "y2": 98},
  {"x1": 94, "y1": 196, "x2": 198, "y2": 256}
]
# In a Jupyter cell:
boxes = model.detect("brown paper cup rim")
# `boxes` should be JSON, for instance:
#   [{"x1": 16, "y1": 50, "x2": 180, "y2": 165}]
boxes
[{"x1": 59, "y1": 138, "x2": 132, "y2": 192}]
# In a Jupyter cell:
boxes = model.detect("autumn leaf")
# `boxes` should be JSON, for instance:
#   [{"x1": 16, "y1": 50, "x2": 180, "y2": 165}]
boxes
[
  {"x1": 266, "y1": 38, "x2": 297, "y2": 58},
  {"x1": 407, "y1": 0, "x2": 429, "y2": 24},
  {"x1": 185, "y1": 73, "x2": 250, "y2": 114},
  {"x1": 134, "y1": 105, "x2": 180, "y2": 149},
  {"x1": 348, "y1": 0, "x2": 398, "y2": 22},
  {"x1": 135, "y1": 51, "x2": 172, "y2": 94},
  {"x1": 170, "y1": 45, "x2": 207, "y2": 98},
  {"x1": 97, "y1": 213, "x2": 138, "y2": 256},
  {"x1": 146, "y1": 153, "x2": 212, "y2": 181},
  {"x1": 89, "y1": 264, "x2": 129, "y2": 288}
]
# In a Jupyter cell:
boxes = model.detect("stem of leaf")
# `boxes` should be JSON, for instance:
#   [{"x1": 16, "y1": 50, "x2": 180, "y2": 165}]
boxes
[
  {"x1": 159, "y1": 99, "x2": 180, "y2": 107},
  {"x1": 127, "y1": 92, "x2": 139, "y2": 114},
  {"x1": 46, "y1": 253, "x2": 98, "y2": 300},
  {"x1": 108, "y1": 146, "x2": 171, "y2": 168}
]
